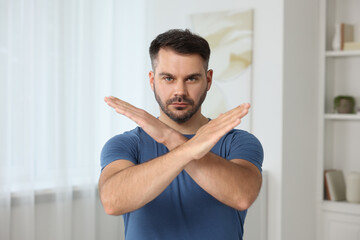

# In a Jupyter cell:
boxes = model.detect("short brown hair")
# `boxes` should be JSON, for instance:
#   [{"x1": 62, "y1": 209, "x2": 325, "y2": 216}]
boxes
[{"x1": 149, "y1": 29, "x2": 211, "y2": 71}]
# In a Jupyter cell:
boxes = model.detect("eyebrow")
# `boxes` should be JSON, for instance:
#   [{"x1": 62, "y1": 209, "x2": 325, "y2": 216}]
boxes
[
  {"x1": 186, "y1": 73, "x2": 203, "y2": 78},
  {"x1": 158, "y1": 72, "x2": 175, "y2": 78},
  {"x1": 158, "y1": 72, "x2": 203, "y2": 79}
]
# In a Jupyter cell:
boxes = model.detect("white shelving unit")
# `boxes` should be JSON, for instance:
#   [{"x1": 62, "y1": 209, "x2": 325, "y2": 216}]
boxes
[
  {"x1": 322, "y1": 200, "x2": 360, "y2": 216},
  {"x1": 326, "y1": 50, "x2": 360, "y2": 57},
  {"x1": 319, "y1": 0, "x2": 360, "y2": 239},
  {"x1": 324, "y1": 113, "x2": 360, "y2": 120}
]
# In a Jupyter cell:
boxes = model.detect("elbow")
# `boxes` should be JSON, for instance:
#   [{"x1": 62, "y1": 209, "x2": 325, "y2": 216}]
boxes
[
  {"x1": 105, "y1": 208, "x2": 123, "y2": 216},
  {"x1": 102, "y1": 200, "x2": 125, "y2": 216},
  {"x1": 99, "y1": 182, "x2": 127, "y2": 216},
  {"x1": 234, "y1": 176, "x2": 262, "y2": 211},
  {"x1": 233, "y1": 192, "x2": 258, "y2": 211},
  {"x1": 234, "y1": 198, "x2": 253, "y2": 211},
  {"x1": 100, "y1": 192, "x2": 124, "y2": 216},
  {"x1": 102, "y1": 203, "x2": 121, "y2": 216}
]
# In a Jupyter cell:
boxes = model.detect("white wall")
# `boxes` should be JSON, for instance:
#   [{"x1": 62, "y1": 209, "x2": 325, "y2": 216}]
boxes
[
  {"x1": 282, "y1": 0, "x2": 320, "y2": 239},
  {"x1": 145, "y1": 1, "x2": 320, "y2": 240}
]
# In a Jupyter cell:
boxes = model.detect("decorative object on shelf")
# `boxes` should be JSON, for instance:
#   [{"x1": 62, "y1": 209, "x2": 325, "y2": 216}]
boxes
[
  {"x1": 344, "y1": 42, "x2": 360, "y2": 51},
  {"x1": 332, "y1": 23, "x2": 341, "y2": 51},
  {"x1": 346, "y1": 172, "x2": 360, "y2": 203},
  {"x1": 334, "y1": 95, "x2": 356, "y2": 113},
  {"x1": 332, "y1": 23, "x2": 354, "y2": 51},
  {"x1": 324, "y1": 169, "x2": 346, "y2": 201},
  {"x1": 324, "y1": 169, "x2": 335, "y2": 200},
  {"x1": 341, "y1": 23, "x2": 354, "y2": 50},
  {"x1": 355, "y1": 23, "x2": 360, "y2": 41}
]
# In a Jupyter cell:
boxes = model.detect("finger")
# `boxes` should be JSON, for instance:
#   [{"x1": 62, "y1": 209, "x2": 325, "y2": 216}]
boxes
[
  {"x1": 104, "y1": 96, "x2": 114, "y2": 104},
  {"x1": 224, "y1": 103, "x2": 250, "y2": 122},
  {"x1": 214, "y1": 104, "x2": 248, "y2": 126},
  {"x1": 104, "y1": 96, "x2": 152, "y2": 126},
  {"x1": 111, "y1": 97, "x2": 141, "y2": 113},
  {"x1": 105, "y1": 97, "x2": 136, "y2": 113},
  {"x1": 219, "y1": 103, "x2": 250, "y2": 119},
  {"x1": 104, "y1": 96, "x2": 120, "y2": 107},
  {"x1": 104, "y1": 97, "x2": 120, "y2": 111},
  {"x1": 205, "y1": 104, "x2": 249, "y2": 134}
]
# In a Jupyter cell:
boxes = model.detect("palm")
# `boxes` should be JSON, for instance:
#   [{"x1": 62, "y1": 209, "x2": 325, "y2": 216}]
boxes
[{"x1": 104, "y1": 96, "x2": 172, "y2": 144}]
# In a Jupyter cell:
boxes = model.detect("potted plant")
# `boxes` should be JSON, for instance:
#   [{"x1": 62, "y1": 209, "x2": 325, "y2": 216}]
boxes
[{"x1": 334, "y1": 95, "x2": 356, "y2": 113}]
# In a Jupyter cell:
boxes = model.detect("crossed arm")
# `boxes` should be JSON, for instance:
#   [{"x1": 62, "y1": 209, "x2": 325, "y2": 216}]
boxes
[{"x1": 98, "y1": 96, "x2": 262, "y2": 215}]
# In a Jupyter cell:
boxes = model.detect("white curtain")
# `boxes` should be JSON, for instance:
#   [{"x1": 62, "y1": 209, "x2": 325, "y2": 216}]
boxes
[{"x1": 0, "y1": 0, "x2": 148, "y2": 239}]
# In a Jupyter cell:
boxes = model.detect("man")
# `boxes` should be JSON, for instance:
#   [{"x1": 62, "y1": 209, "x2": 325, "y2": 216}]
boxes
[{"x1": 99, "y1": 29, "x2": 263, "y2": 240}]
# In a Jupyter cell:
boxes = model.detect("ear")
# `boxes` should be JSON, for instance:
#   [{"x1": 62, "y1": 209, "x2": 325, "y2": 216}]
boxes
[
  {"x1": 206, "y1": 69, "x2": 213, "y2": 91},
  {"x1": 149, "y1": 71, "x2": 155, "y2": 92}
]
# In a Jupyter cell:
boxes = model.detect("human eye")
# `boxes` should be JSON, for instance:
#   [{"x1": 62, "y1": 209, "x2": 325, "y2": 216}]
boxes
[
  {"x1": 187, "y1": 76, "x2": 198, "y2": 82},
  {"x1": 162, "y1": 76, "x2": 173, "y2": 81}
]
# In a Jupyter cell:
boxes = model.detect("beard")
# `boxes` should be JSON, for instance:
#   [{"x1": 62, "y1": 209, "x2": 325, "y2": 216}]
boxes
[{"x1": 154, "y1": 86, "x2": 207, "y2": 124}]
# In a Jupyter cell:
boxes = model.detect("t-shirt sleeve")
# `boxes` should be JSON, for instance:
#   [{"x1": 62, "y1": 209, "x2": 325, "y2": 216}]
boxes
[
  {"x1": 227, "y1": 131, "x2": 264, "y2": 173},
  {"x1": 100, "y1": 131, "x2": 139, "y2": 171}
]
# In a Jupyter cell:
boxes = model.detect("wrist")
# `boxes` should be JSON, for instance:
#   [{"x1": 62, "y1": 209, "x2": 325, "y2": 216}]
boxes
[{"x1": 163, "y1": 129, "x2": 187, "y2": 150}]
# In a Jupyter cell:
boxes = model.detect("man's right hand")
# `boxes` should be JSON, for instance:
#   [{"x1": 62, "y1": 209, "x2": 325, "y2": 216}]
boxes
[{"x1": 104, "y1": 96, "x2": 186, "y2": 150}]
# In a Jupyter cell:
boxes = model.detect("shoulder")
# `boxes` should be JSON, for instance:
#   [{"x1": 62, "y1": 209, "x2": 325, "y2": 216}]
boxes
[
  {"x1": 225, "y1": 129, "x2": 262, "y2": 146},
  {"x1": 104, "y1": 127, "x2": 142, "y2": 146},
  {"x1": 226, "y1": 129, "x2": 263, "y2": 155},
  {"x1": 222, "y1": 129, "x2": 264, "y2": 171},
  {"x1": 100, "y1": 127, "x2": 148, "y2": 170}
]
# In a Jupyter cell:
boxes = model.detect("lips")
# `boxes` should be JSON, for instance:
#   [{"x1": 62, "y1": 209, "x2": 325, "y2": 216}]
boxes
[{"x1": 171, "y1": 103, "x2": 188, "y2": 108}]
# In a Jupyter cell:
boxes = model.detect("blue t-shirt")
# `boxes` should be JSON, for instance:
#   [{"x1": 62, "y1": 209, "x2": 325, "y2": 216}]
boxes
[{"x1": 101, "y1": 127, "x2": 263, "y2": 240}]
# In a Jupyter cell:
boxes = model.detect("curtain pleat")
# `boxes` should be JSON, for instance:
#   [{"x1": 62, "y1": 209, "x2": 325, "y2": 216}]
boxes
[{"x1": 0, "y1": 0, "x2": 148, "y2": 239}]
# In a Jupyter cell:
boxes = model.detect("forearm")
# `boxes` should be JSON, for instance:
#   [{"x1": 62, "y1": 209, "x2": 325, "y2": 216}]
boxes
[
  {"x1": 102, "y1": 97, "x2": 258, "y2": 211},
  {"x1": 100, "y1": 144, "x2": 192, "y2": 215},
  {"x1": 163, "y1": 131, "x2": 262, "y2": 210},
  {"x1": 185, "y1": 153, "x2": 262, "y2": 210},
  {"x1": 162, "y1": 128, "x2": 188, "y2": 150}
]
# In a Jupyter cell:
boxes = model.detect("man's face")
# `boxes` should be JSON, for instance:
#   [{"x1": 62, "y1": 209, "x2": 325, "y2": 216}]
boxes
[{"x1": 149, "y1": 48, "x2": 212, "y2": 123}]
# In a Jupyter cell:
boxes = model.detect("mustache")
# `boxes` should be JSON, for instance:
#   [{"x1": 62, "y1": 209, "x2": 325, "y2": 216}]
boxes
[{"x1": 166, "y1": 96, "x2": 194, "y2": 105}]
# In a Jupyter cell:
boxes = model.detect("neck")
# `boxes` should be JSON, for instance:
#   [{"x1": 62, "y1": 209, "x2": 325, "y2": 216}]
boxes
[{"x1": 158, "y1": 109, "x2": 209, "y2": 135}]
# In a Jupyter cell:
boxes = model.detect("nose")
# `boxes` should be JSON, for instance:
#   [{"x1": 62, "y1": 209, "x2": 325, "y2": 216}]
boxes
[{"x1": 174, "y1": 80, "x2": 187, "y2": 96}]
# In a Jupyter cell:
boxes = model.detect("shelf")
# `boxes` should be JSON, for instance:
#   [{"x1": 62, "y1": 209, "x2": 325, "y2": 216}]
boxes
[
  {"x1": 324, "y1": 113, "x2": 360, "y2": 120},
  {"x1": 326, "y1": 51, "x2": 360, "y2": 57},
  {"x1": 322, "y1": 200, "x2": 360, "y2": 216},
  {"x1": 319, "y1": 0, "x2": 360, "y2": 238}
]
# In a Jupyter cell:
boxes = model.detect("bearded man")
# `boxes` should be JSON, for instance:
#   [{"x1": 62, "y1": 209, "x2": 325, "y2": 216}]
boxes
[{"x1": 99, "y1": 29, "x2": 263, "y2": 240}]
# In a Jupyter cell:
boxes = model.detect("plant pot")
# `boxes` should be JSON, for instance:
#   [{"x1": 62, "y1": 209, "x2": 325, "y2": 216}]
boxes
[{"x1": 334, "y1": 96, "x2": 355, "y2": 114}]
